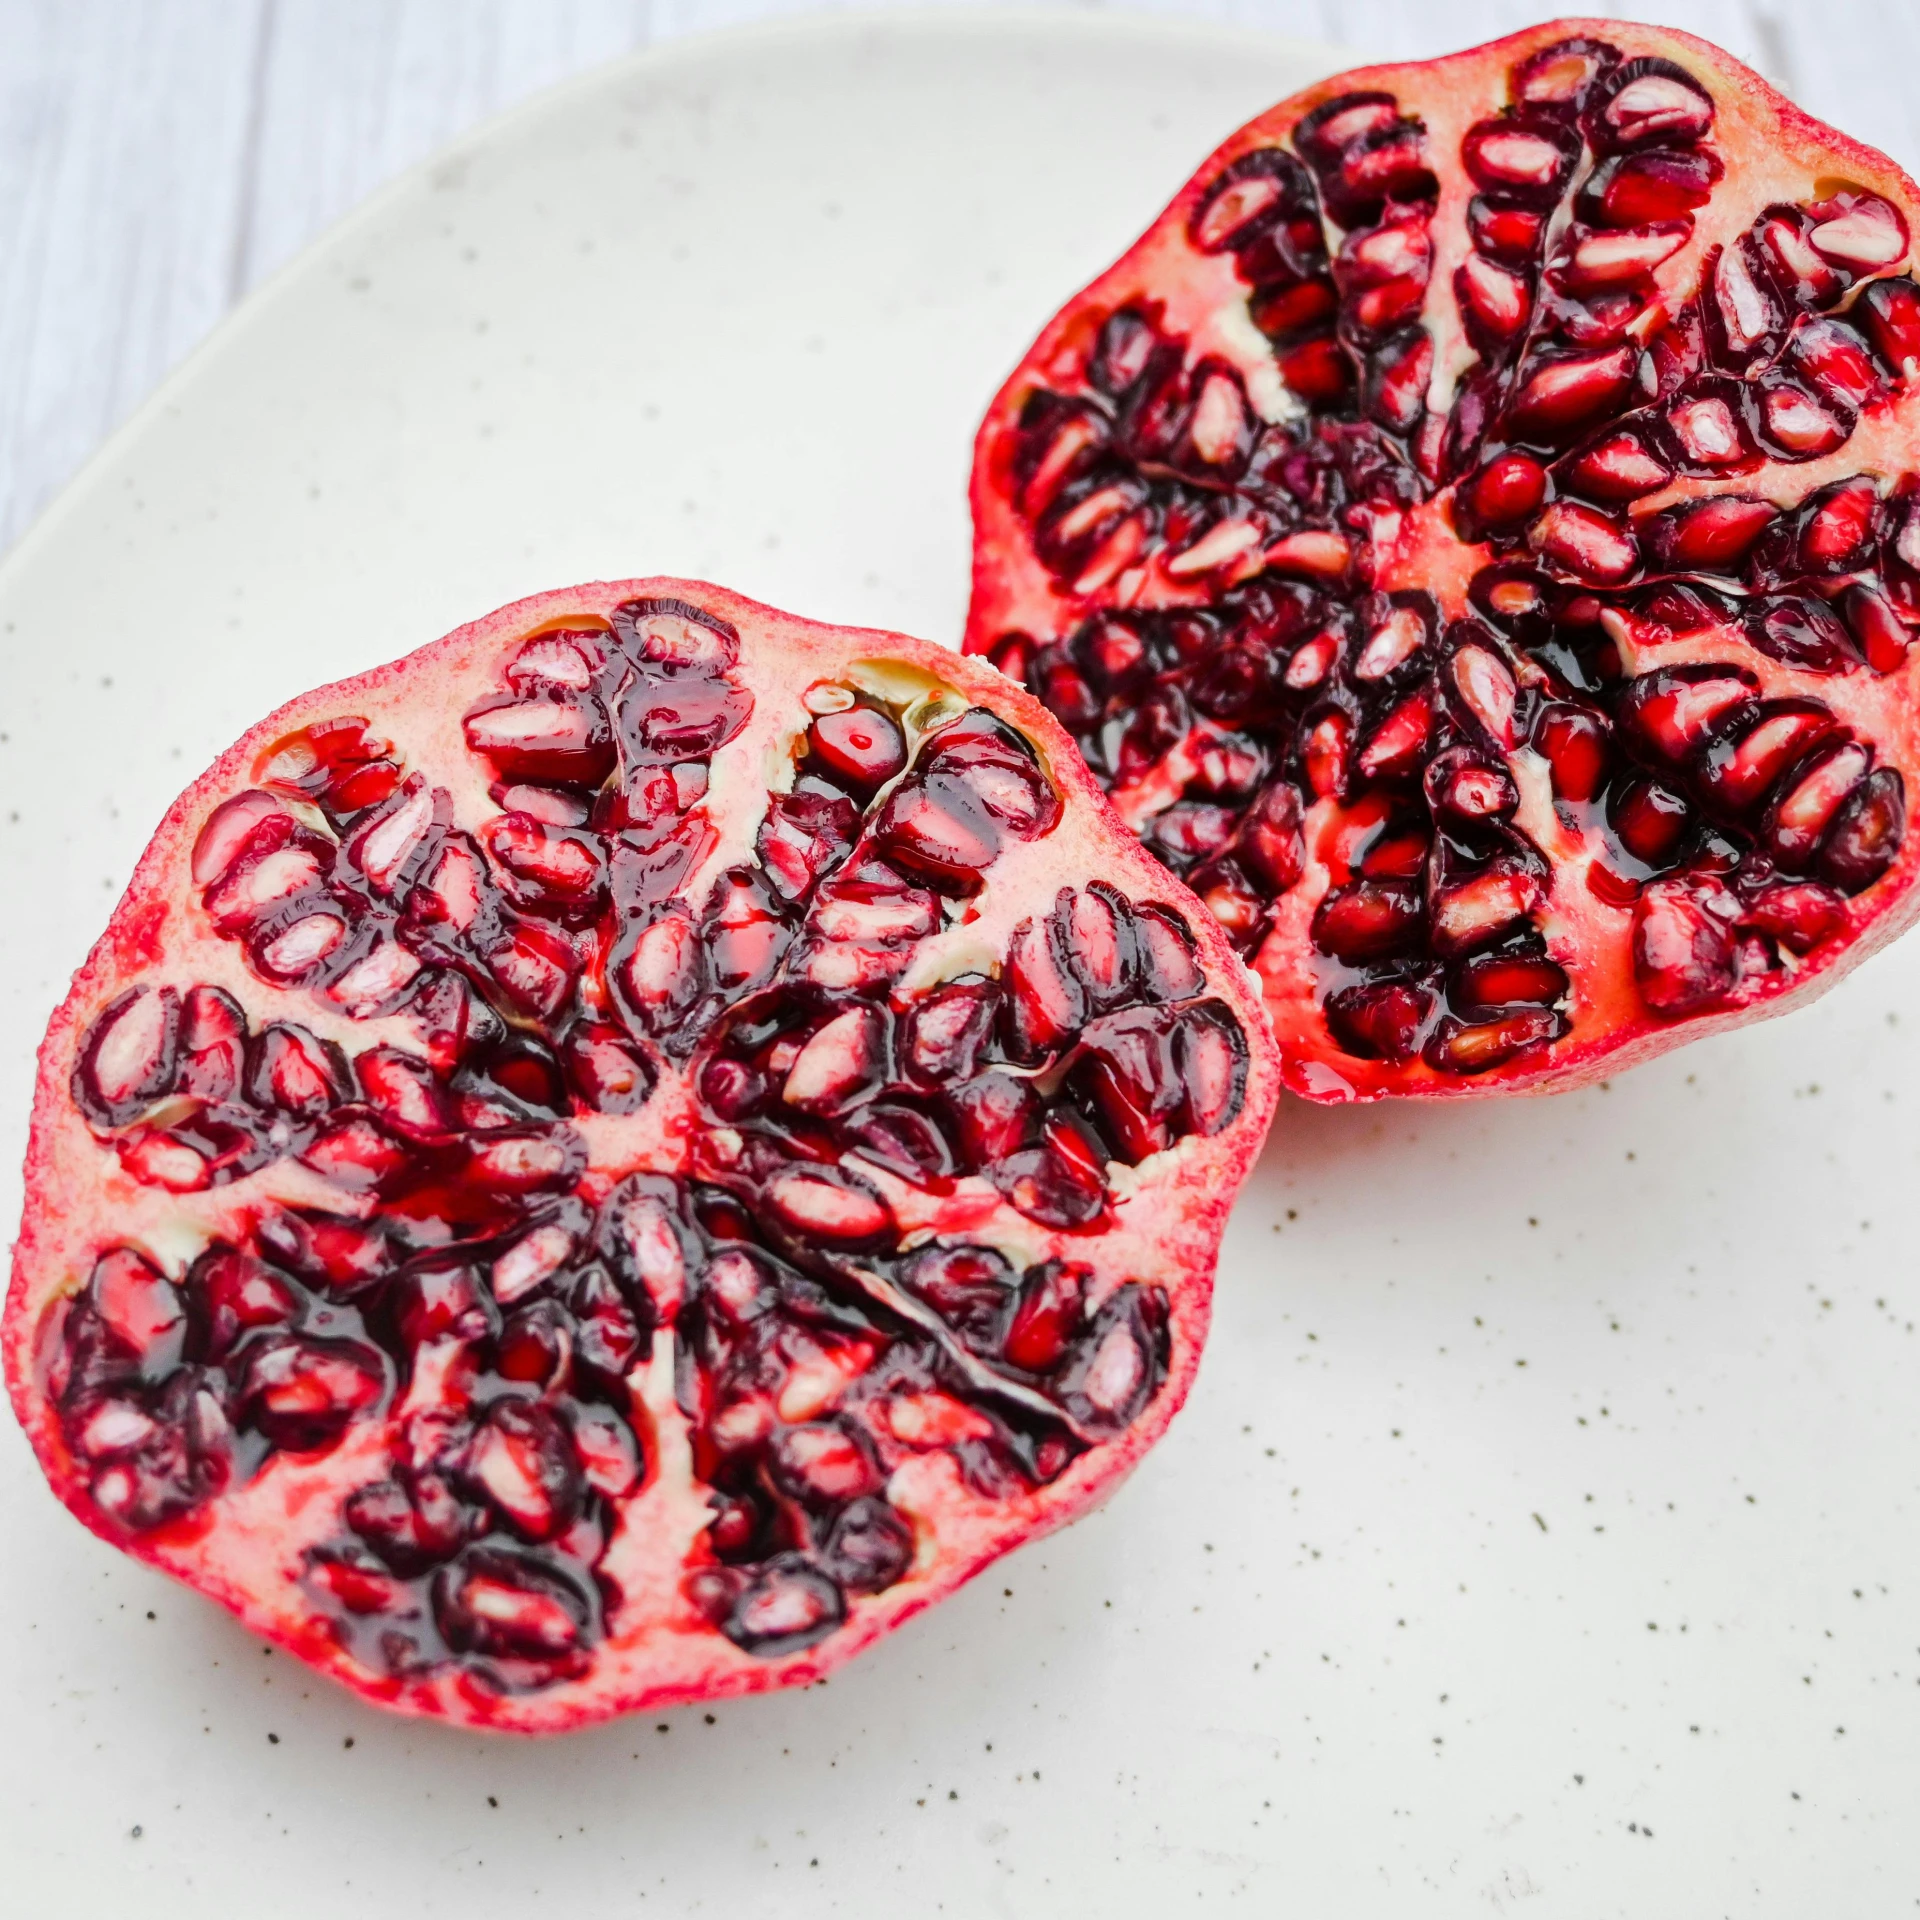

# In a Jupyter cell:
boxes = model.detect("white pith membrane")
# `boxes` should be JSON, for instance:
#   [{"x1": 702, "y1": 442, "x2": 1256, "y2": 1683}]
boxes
[
  {"x1": 3, "y1": 582, "x2": 1278, "y2": 1733},
  {"x1": 967, "y1": 18, "x2": 1920, "y2": 1102}
]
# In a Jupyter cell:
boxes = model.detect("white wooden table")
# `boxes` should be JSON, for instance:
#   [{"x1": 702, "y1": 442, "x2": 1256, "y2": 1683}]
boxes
[{"x1": 0, "y1": 0, "x2": 1915, "y2": 553}]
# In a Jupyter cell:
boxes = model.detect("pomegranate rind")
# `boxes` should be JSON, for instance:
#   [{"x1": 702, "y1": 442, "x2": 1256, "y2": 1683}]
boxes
[
  {"x1": 4, "y1": 579, "x2": 1279, "y2": 1733},
  {"x1": 966, "y1": 18, "x2": 1920, "y2": 1102}
]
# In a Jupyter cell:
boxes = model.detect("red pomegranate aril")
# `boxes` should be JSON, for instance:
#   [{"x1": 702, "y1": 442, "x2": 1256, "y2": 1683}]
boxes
[
  {"x1": 1820, "y1": 769, "x2": 1907, "y2": 892},
  {"x1": 1748, "y1": 598, "x2": 1860, "y2": 674},
  {"x1": 1763, "y1": 740, "x2": 1875, "y2": 867},
  {"x1": 1611, "y1": 778, "x2": 1693, "y2": 865},
  {"x1": 1588, "y1": 148, "x2": 1720, "y2": 225},
  {"x1": 1468, "y1": 198, "x2": 1546, "y2": 263},
  {"x1": 1645, "y1": 495, "x2": 1780, "y2": 573},
  {"x1": 1323, "y1": 980, "x2": 1431, "y2": 1062},
  {"x1": 239, "y1": 1335, "x2": 388, "y2": 1453},
  {"x1": 1506, "y1": 346, "x2": 1639, "y2": 441},
  {"x1": 1427, "y1": 749, "x2": 1517, "y2": 825},
  {"x1": 1806, "y1": 190, "x2": 1909, "y2": 270},
  {"x1": 1633, "y1": 878, "x2": 1737, "y2": 1014},
  {"x1": 1559, "y1": 431, "x2": 1672, "y2": 502},
  {"x1": 1529, "y1": 501, "x2": 1639, "y2": 585},
  {"x1": 1311, "y1": 879, "x2": 1423, "y2": 962},
  {"x1": 1618, "y1": 667, "x2": 1759, "y2": 766},
  {"x1": 1756, "y1": 380, "x2": 1848, "y2": 459},
  {"x1": 1665, "y1": 391, "x2": 1750, "y2": 467},
  {"x1": 1756, "y1": 213, "x2": 1843, "y2": 306},
  {"x1": 72, "y1": 987, "x2": 178, "y2": 1129},
  {"x1": 1841, "y1": 582, "x2": 1913, "y2": 674},
  {"x1": 1744, "y1": 881, "x2": 1846, "y2": 954},
  {"x1": 1531, "y1": 703, "x2": 1611, "y2": 803},
  {"x1": 809, "y1": 705, "x2": 908, "y2": 795},
  {"x1": 1559, "y1": 221, "x2": 1690, "y2": 292},
  {"x1": 1790, "y1": 319, "x2": 1887, "y2": 414},
  {"x1": 1461, "y1": 452, "x2": 1547, "y2": 530},
  {"x1": 1790, "y1": 477, "x2": 1882, "y2": 574},
  {"x1": 1860, "y1": 277, "x2": 1920, "y2": 379},
  {"x1": 1697, "y1": 704, "x2": 1842, "y2": 818},
  {"x1": 192, "y1": 791, "x2": 293, "y2": 889},
  {"x1": 1302, "y1": 711, "x2": 1352, "y2": 799},
  {"x1": 1430, "y1": 865, "x2": 1545, "y2": 959},
  {"x1": 463, "y1": 695, "x2": 614, "y2": 787},
  {"x1": 1450, "y1": 952, "x2": 1569, "y2": 1015},
  {"x1": 1424, "y1": 1005, "x2": 1564, "y2": 1073},
  {"x1": 1356, "y1": 695, "x2": 1434, "y2": 781},
  {"x1": 1598, "y1": 59, "x2": 1714, "y2": 149},
  {"x1": 1462, "y1": 119, "x2": 1572, "y2": 197}
]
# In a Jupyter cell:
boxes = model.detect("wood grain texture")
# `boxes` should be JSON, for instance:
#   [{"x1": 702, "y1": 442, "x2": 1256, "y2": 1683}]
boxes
[{"x1": 0, "y1": 0, "x2": 1907, "y2": 555}]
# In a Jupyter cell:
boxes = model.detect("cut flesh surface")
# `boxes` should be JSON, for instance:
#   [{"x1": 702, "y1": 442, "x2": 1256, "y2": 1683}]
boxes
[
  {"x1": 967, "y1": 18, "x2": 1920, "y2": 1100},
  {"x1": 5, "y1": 580, "x2": 1278, "y2": 1732}
]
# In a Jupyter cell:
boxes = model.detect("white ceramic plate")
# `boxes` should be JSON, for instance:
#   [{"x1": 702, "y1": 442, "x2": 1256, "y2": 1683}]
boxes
[{"x1": 3, "y1": 11, "x2": 1915, "y2": 1914}]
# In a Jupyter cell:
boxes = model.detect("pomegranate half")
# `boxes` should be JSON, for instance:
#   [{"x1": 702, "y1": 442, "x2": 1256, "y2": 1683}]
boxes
[
  {"x1": 3, "y1": 581, "x2": 1278, "y2": 1732},
  {"x1": 968, "y1": 18, "x2": 1920, "y2": 1101}
]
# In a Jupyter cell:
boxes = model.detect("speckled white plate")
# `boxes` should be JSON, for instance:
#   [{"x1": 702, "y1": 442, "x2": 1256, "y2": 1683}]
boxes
[{"x1": 3, "y1": 10, "x2": 1916, "y2": 1916}]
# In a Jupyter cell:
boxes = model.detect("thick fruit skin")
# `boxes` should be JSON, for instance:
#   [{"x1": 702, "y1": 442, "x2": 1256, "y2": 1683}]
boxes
[
  {"x1": 4, "y1": 579, "x2": 1279, "y2": 1734},
  {"x1": 966, "y1": 19, "x2": 1920, "y2": 1102}
]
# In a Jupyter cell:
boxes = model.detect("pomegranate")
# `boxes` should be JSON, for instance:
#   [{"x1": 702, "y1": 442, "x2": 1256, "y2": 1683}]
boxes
[
  {"x1": 3, "y1": 581, "x2": 1278, "y2": 1732},
  {"x1": 967, "y1": 19, "x2": 1920, "y2": 1100}
]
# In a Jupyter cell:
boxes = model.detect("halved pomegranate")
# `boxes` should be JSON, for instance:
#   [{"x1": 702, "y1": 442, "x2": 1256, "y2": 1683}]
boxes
[
  {"x1": 3, "y1": 582, "x2": 1278, "y2": 1731},
  {"x1": 968, "y1": 20, "x2": 1920, "y2": 1099}
]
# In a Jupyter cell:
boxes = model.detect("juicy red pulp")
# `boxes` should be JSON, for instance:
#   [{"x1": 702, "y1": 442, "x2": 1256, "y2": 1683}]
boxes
[
  {"x1": 970, "y1": 24, "x2": 1920, "y2": 1095},
  {"x1": 24, "y1": 590, "x2": 1260, "y2": 1721}
]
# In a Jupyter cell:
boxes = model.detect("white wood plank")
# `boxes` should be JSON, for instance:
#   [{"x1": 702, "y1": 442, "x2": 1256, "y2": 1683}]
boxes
[{"x1": 0, "y1": 0, "x2": 267, "y2": 549}]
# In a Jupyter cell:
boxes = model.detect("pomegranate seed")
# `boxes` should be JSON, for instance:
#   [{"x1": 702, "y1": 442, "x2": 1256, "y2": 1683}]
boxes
[
  {"x1": 1841, "y1": 583, "x2": 1913, "y2": 674},
  {"x1": 1450, "y1": 952, "x2": 1569, "y2": 1015},
  {"x1": 1505, "y1": 346, "x2": 1638, "y2": 440},
  {"x1": 1528, "y1": 501, "x2": 1639, "y2": 585},
  {"x1": 1310, "y1": 879, "x2": 1422, "y2": 962},
  {"x1": 1711, "y1": 242, "x2": 1782, "y2": 359},
  {"x1": 1559, "y1": 430, "x2": 1671, "y2": 502},
  {"x1": 1588, "y1": 149, "x2": 1720, "y2": 226},
  {"x1": 238, "y1": 1334, "x2": 387, "y2": 1453},
  {"x1": 1743, "y1": 882, "x2": 1846, "y2": 955},
  {"x1": 1513, "y1": 37, "x2": 1615, "y2": 108},
  {"x1": 436, "y1": 1548, "x2": 592, "y2": 1663},
  {"x1": 1819, "y1": 770, "x2": 1907, "y2": 893},
  {"x1": 1633, "y1": 878, "x2": 1737, "y2": 1015},
  {"x1": 1860, "y1": 278, "x2": 1920, "y2": 380},
  {"x1": 1530, "y1": 703, "x2": 1611, "y2": 803},
  {"x1": 809, "y1": 704, "x2": 908, "y2": 794},
  {"x1": 1558, "y1": 221, "x2": 1690, "y2": 292},
  {"x1": 1611, "y1": 778, "x2": 1693, "y2": 866},
  {"x1": 1755, "y1": 379, "x2": 1847, "y2": 460},
  {"x1": 1644, "y1": 495, "x2": 1779, "y2": 572},
  {"x1": 1430, "y1": 864, "x2": 1546, "y2": 959},
  {"x1": 1790, "y1": 318, "x2": 1886, "y2": 414},
  {"x1": 1618, "y1": 668, "x2": 1759, "y2": 766},
  {"x1": 1697, "y1": 704, "x2": 1842, "y2": 819},
  {"x1": 1462, "y1": 120, "x2": 1572, "y2": 196},
  {"x1": 462, "y1": 694, "x2": 614, "y2": 786},
  {"x1": 1764, "y1": 740, "x2": 1875, "y2": 867},
  {"x1": 1324, "y1": 980, "x2": 1432, "y2": 1062},
  {"x1": 1806, "y1": 191, "x2": 1908, "y2": 270},
  {"x1": 1425, "y1": 1006, "x2": 1564, "y2": 1073},
  {"x1": 192, "y1": 791, "x2": 293, "y2": 889},
  {"x1": 73, "y1": 987, "x2": 179, "y2": 1128},
  {"x1": 1748, "y1": 599, "x2": 1860, "y2": 674},
  {"x1": 1599, "y1": 61, "x2": 1714, "y2": 150},
  {"x1": 1460, "y1": 452, "x2": 1547, "y2": 530}
]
